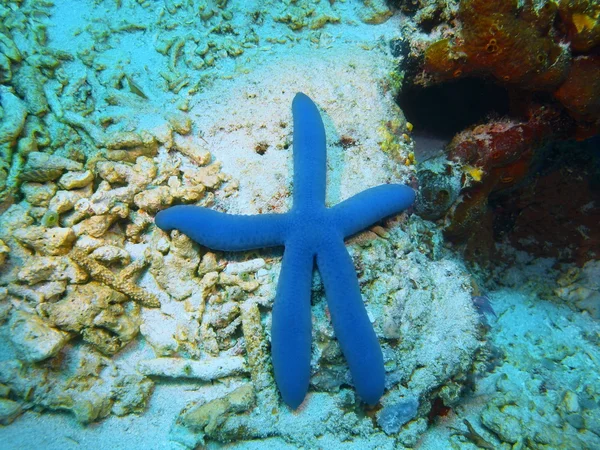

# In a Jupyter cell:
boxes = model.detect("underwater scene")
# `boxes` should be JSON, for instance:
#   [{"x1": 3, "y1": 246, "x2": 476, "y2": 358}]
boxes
[{"x1": 0, "y1": 0, "x2": 599, "y2": 448}]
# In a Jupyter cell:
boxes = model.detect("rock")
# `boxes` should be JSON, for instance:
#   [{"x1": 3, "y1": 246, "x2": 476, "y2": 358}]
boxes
[
  {"x1": 359, "y1": 0, "x2": 392, "y2": 25},
  {"x1": 0, "y1": 86, "x2": 27, "y2": 146},
  {"x1": 57, "y1": 170, "x2": 94, "y2": 190},
  {"x1": 13, "y1": 225, "x2": 76, "y2": 255},
  {"x1": 562, "y1": 390, "x2": 580, "y2": 414},
  {"x1": 111, "y1": 374, "x2": 154, "y2": 416},
  {"x1": 218, "y1": 272, "x2": 259, "y2": 292},
  {"x1": 0, "y1": 398, "x2": 22, "y2": 425},
  {"x1": 0, "y1": 354, "x2": 115, "y2": 425},
  {"x1": 139, "y1": 311, "x2": 179, "y2": 356},
  {"x1": 134, "y1": 186, "x2": 174, "y2": 213},
  {"x1": 20, "y1": 182, "x2": 57, "y2": 207},
  {"x1": 89, "y1": 245, "x2": 131, "y2": 265},
  {"x1": 180, "y1": 384, "x2": 255, "y2": 434},
  {"x1": 185, "y1": 162, "x2": 225, "y2": 189},
  {"x1": 71, "y1": 214, "x2": 119, "y2": 238},
  {"x1": 68, "y1": 393, "x2": 113, "y2": 424},
  {"x1": 224, "y1": 258, "x2": 266, "y2": 275},
  {"x1": 198, "y1": 253, "x2": 221, "y2": 275},
  {"x1": 555, "y1": 261, "x2": 600, "y2": 318},
  {"x1": 17, "y1": 256, "x2": 88, "y2": 284},
  {"x1": 105, "y1": 131, "x2": 158, "y2": 163},
  {"x1": 33, "y1": 281, "x2": 67, "y2": 302},
  {"x1": 90, "y1": 157, "x2": 156, "y2": 214},
  {"x1": 0, "y1": 239, "x2": 9, "y2": 267},
  {"x1": 167, "y1": 176, "x2": 206, "y2": 203},
  {"x1": 166, "y1": 111, "x2": 192, "y2": 135},
  {"x1": 0, "y1": 53, "x2": 11, "y2": 83},
  {"x1": 21, "y1": 152, "x2": 83, "y2": 182},
  {"x1": 38, "y1": 282, "x2": 139, "y2": 355},
  {"x1": 0, "y1": 383, "x2": 10, "y2": 397},
  {"x1": 173, "y1": 134, "x2": 210, "y2": 165},
  {"x1": 377, "y1": 398, "x2": 419, "y2": 434},
  {"x1": 148, "y1": 232, "x2": 201, "y2": 300},
  {"x1": 13, "y1": 64, "x2": 48, "y2": 115},
  {"x1": 48, "y1": 185, "x2": 93, "y2": 214},
  {"x1": 9, "y1": 310, "x2": 69, "y2": 362}
]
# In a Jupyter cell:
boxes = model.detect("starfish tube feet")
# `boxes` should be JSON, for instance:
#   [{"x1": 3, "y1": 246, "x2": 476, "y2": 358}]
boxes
[
  {"x1": 316, "y1": 237, "x2": 385, "y2": 405},
  {"x1": 155, "y1": 205, "x2": 288, "y2": 251},
  {"x1": 271, "y1": 239, "x2": 314, "y2": 409}
]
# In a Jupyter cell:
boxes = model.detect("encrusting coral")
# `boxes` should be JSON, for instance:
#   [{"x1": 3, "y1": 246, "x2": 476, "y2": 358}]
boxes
[
  {"x1": 419, "y1": 0, "x2": 600, "y2": 135},
  {"x1": 443, "y1": 104, "x2": 569, "y2": 251},
  {"x1": 404, "y1": 0, "x2": 600, "y2": 260},
  {"x1": 424, "y1": 0, "x2": 569, "y2": 89}
]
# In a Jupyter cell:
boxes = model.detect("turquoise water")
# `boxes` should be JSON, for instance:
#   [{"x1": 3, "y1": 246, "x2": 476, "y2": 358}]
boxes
[{"x1": 0, "y1": 1, "x2": 599, "y2": 449}]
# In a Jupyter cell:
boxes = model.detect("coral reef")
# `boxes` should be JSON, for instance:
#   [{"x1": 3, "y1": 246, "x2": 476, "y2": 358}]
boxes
[
  {"x1": 8, "y1": 310, "x2": 69, "y2": 362},
  {"x1": 554, "y1": 55, "x2": 600, "y2": 139},
  {"x1": 402, "y1": 0, "x2": 599, "y2": 262},
  {"x1": 359, "y1": 0, "x2": 393, "y2": 25},
  {"x1": 0, "y1": 0, "x2": 235, "y2": 417},
  {"x1": 558, "y1": 0, "x2": 600, "y2": 53},
  {"x1": 0, "y1": 345, "x2": 154, "y2": 424},
  {"x1": 0, "y1": 1, "x2": 502, "y2": 447},
  {"x1": 377, "y1": 397, "x2": 419, "y2": 434},
  {"x1": 38, "y1": 281, "x2": 141, "y2": 355},
  {"x1": 69, "y1": 247, "x2": 160, "y2": 309},
  {"x1": 423, "y1": 0, "x2": 569, "y2": 90},
  {"x1": 492, "y1": 138, "x2": 600, "y2": 264},
  {"x1": 137, "y1": 356, "x2": 247, "y2": 380},
  {"x1": 178, "y1": 384, "x2": 256, "y2": 435},
  {"x1": 442, "y1": 104, "x2": 569, "y2": 253}
]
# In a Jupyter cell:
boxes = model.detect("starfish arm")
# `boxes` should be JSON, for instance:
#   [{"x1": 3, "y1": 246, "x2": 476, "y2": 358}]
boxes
[
  {"x1": 155, "y1": 205, "x2": 288, "y2": 251},
  {"x1": 316, "y1": 237, "x2": 384, "y2": 405},
  {"x1": 292, "y1": 93, "x2": 327, "y2": 210},
  {"x1": 331, "y1": 184, "x2": 415, "y2": 238},
  {"x1": 271, "y1": 236, "x2": 314, "y2": 409}
]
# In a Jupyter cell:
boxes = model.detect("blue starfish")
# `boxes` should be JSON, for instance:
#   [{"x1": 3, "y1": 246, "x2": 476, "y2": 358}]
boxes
[{"x1": 155, "y1": 93, "x2": 415, "y2": 409}]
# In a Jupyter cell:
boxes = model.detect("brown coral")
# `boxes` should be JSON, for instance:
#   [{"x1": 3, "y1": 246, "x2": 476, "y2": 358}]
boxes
[
  {"x1": 413, "y1": 0, "x2": 600, "y2": 263},
  {"x1": 422, "y1": 0, "x2": 600, "y2": 132},
  {"x1": 424, "y1": 0, "x2": 569, "y2": 90}
]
